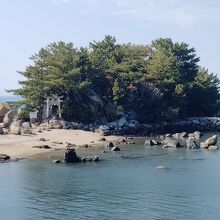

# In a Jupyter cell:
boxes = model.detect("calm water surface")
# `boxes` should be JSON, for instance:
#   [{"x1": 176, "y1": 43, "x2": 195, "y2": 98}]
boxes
[{"x1": 1, "y1": 139, "x2": 220, "y2": 220}]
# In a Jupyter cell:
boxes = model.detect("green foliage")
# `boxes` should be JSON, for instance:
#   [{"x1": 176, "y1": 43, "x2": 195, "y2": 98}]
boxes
[{"x1": 10, "y1": 36, "x2": 220, "y2": 122}]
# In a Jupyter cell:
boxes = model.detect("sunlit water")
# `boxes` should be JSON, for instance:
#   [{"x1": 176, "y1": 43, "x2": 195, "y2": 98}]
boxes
[{"x1": 1, "y1": 139, "x2": 220, "y2": 220}]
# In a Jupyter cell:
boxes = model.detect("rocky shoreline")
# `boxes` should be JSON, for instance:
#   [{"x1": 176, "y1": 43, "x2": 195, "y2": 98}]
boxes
[{"x1": 34, "y1": 117, "x2": 220, "y2": 137}]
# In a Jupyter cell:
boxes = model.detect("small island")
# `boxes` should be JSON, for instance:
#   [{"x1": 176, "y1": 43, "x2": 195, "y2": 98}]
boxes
[{"x1": 0, "y1": 36, "x2": 220, "y2": 161}]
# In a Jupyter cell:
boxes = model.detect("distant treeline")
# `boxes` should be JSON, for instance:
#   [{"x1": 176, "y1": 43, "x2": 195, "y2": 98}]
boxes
[{"x1": 10, "y1": 36, "x2": 220, "y2": 122}]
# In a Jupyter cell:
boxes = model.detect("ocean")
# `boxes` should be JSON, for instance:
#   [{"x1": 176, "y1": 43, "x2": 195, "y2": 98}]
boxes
[
  {"x1": 0, "y1": 140, "x2": 220, "y2": 220},
  {"x1": 0, "y1": 95, "x2": 21, "y2": 103}
]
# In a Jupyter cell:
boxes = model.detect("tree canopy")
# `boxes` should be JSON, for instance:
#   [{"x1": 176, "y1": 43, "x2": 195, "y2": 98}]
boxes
[{"x1": 10, "y1": 36, "x2": 220, "y2": 123}]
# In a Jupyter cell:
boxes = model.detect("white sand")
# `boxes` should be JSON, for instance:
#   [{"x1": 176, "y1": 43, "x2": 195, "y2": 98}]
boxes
[{"x1": 0, "y1": 129, "x2": 120, "y2": 158}]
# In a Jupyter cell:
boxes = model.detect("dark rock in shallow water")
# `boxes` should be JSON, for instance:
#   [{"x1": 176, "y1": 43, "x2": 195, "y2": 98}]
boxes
[
  {"x1": 111, "y1": 146, "x2": 121, "y2": 151},
  {"x1": 104, "y1": 141, "x2": 114, "y2": 148},
  {"x1": 0, "y1": 154, "x2": 10, "y2": 161},
  {"x1": 53, "y1": 160, "x2": 61, "y2": 164},
  {"x1": 144, "y1": 139, "x2": 161, "y2": 146},
  {"x1": 64, "y1": 148, "x2": 81, "y2": 163}
]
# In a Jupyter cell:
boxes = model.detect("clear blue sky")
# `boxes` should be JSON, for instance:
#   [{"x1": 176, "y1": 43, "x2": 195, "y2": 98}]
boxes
[{"x1": 0, "y1": 0, "x2": 219, "y2": 95}]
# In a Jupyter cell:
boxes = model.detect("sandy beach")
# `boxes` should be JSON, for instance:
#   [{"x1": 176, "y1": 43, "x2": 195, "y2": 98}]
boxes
[{"x1": 0, "y1": 129, "x2": 121, "y2": 159}]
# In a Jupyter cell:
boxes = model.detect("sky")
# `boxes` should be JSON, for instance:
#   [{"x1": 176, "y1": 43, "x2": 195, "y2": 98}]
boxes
[{"x1": 0, "y1": 0, "x2": 220, "y2": 95}]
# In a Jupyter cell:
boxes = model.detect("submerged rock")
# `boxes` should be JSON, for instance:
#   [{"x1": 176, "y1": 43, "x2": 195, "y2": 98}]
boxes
[
  {"x1": 53, "y1": 160, "x2": 61, "y2": 164},
  {"x1": 208, "y1": 145, "x2": 219, "y2": 151},
  {"x1": 111, "y1": 146, "x2": 121, "y2": 152},
  {"x1": 155, "y1": 165, "x2": 168, "y2": 170}
]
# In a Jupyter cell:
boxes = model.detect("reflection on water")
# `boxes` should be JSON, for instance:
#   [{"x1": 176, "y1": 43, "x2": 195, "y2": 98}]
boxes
[{"x1": 1, "y1": 143, "x2": 220, "y2": 220}]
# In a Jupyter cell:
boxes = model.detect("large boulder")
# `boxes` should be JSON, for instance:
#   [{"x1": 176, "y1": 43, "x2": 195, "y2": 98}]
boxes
[
  {"x1": 64, "y1": 148, "x2": 81, "y2": 163},
  {"x1": 3, "y1": 110, "x2": 18, "y2": 127},
  {"x1": 22, "y1": 122, "x2": 31, "y2": 134},
  {"x1": 10, "y1": 121, "x2": 21, "y2": 135},
  {"x1": 117, "y1": 117, "x2": 128, "y2": 128},
  {"x1": 144, "y1": 139, "x2": 161, "y2": 146},
  {"x1": 108, "y1": 121, "x2": 118, "y2": 129},
  {"x1": 186, "y1": 137, "x2": 199, "y2": 149},
  {"x1": 200, "y1": 135, "x2": 218, "y2": 149},
  {"x1": 188, "y1": 131, "x2": 201, "y2": 139},
  {"x1": 99, "y1": 125, "x2": 110, "y2": 131},
  {"x1": 162, "y1": 138, "x2": 183, "y2": 148},
  {"x1": 0, "y1": 104, "x2": 10, "y2": 122}
]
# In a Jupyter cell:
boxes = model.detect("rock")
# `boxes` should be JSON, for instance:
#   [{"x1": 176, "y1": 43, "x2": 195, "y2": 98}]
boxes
[
  {"x1": 33, "y1": 145, "x2": 51, "y2": 149},
  {"x1": 0, "y1": 126, "x2": 3, "y2": 135},
  {"x1": 127, "y1": 123, "x2": 136, "y2": 129},
  {"x1": 48, "y1": 119, "x2": 66, "y2": 129},
  {"x1": 22, "y1": 122, "x2": 31, "y2": 129},
  {"x1": 39, "y1": 138, "x2": 47, "y2": 142},
  {"x1": 99, "y1": 125, "x2": 109, "y2": 131},
  {"x1": 118, "y1": 138, "x2": 127, "y2": 144},
  {"x1": 79, "y1": 144, "x2": 91, "y2": 148},
  {"x1": 111, "y1": 146, "x2": 120, "y2": 151},
  {"x1": 10, "y1": 121, "x2": 21, "y2": 135},
  {"x1": 70, "y1": 122, "x2": 84, "y2": 130},
  {"x1": 104, "y1": 141, "x2": 114, "y2": 148},
  {"x1": 165, "y1": 134, "x2": 172, "y2": 137},
  {"x1": 98, "y1": 137, "x2": 106, "y2": 142},
  {"x1": 85, "y1": 155, "x2": 99, "y2": 162},
  {"x1": 53, "y1": 160, "x2": 61, "y2": 163},
  {"x1": 155, "y1": 165, "x2": 168, "y2": 170},
  {"x1": 0, "y1": 154, "x2": 10, "y2": 161},
  {"x1": 64, "y1": 148, "x2": 81, "y2": 163},
  {"x1": 180, "y1": 132, "x2": 188, "y2": 138},
  {"x1": 194, "y1": 131, "x2": 201, "y2": 139},
  {"x1": 3, "y1": 110, "x2": 18, "y2": 127},
  {"x1": 188, "y1": 131, "x2": 201, "y2": 139},
  {"x1": 200, "y1": 142, "x2": 208, "y2": 149},
  {"x1": 208, "y1": 145, "x2": 219, "y2": 151},
  {"x1": 117, "y1": 117, "x2": 128, "y2": 128},
  {"x1": 145, "y1": 139, "x2": 161, "y2": 146},
  {"x1": 51, "y1": 141, "x2": 63, "y2": 145},
  {"x1": 0, "y1": 104, "x2": 10, "y2": 123},
  {"x1": 144, "y1": 140, "x2": 154, "y2": 146},
  {"x1": 205, "y1": 135, "x2": 218, "y2": 146},
  {"x1": 162, "y1": 138, "x2": 182, "y2": 148},
  {"x1": 186, "y1": 137, "x2": 199, "y2": 149},
  {"x1": 172, "y1": 133, "x2": 181, "y2": 139},
  {"x1": 108, "y1": 121, "x2": 118, "y2": 129}
]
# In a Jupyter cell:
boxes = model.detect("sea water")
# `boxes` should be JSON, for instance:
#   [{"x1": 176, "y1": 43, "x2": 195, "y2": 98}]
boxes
[
  {"x1": 0, "y1": 95, "x2": 21, "y2": 103},
  {"x1": 0, "y1": 141, "x2": 220, "y2": 220}
]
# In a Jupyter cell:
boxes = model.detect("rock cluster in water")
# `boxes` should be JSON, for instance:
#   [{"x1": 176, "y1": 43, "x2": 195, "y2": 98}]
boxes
[
  {"x1": 144, "y1": 131, "x2": 219, "y2": 151},
  {"x1": 53, "y1": 146, "x2": 100, "y2": 164}
]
